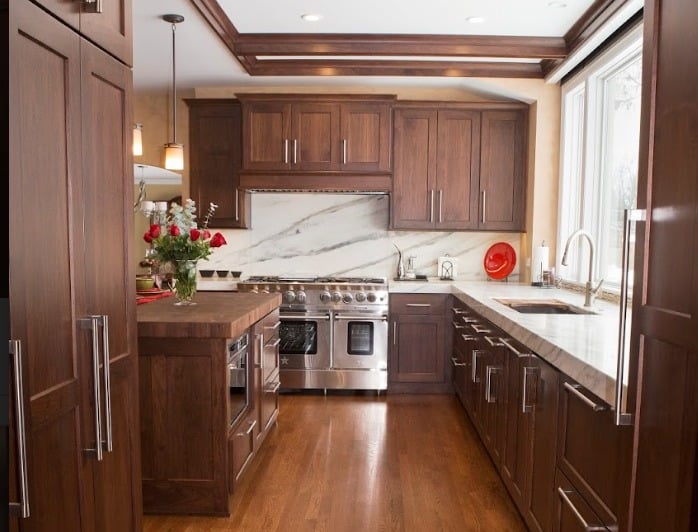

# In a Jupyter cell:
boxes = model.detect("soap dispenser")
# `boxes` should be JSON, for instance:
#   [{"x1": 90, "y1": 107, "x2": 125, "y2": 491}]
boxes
[{"x1": 405, "y1": 256, "x2": 417, "y2": 279}]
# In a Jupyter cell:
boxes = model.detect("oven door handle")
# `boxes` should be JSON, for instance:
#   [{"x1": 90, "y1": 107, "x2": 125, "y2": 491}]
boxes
[
  {"x1": 334, "y1": 314, "x2": 389, "y2": 321},
  {"x1": 282, "y1": 313, "x2": 331, "y2": 320}
]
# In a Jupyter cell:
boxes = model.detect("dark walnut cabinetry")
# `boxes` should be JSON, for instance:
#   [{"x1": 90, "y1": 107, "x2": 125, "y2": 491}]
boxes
[
  {"x1": 389, "y1": 294, "x2": 451, "y2": 393},
  {"x1": 238, "y1": 94, "x2": 394, "y2": 192},
  {"x1": 185, "y1": 99, "x2": 250, "y2": 229},
  {"x1": 9, "y1": 2, "x2": 140, "y2": 530},
  {"x1": 392, "y1": 103, "x2": 527, "y2": 231},
  {"x1": 451, "y1": 298, "x2": 561, "y2": 532},
  {"x1": 137, "y1": 293, "x2": 281, "y2": 516}
]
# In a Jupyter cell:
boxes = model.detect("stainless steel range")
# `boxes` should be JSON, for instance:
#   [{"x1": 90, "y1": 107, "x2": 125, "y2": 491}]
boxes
[{"x1": 237, "y1": 275, "x2": 389, "y2": 391}]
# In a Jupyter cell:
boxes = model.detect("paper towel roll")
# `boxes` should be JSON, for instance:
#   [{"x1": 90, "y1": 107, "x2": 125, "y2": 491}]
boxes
[{"x1": 531, "y1": 244, "x2": 550, "y2": 284}]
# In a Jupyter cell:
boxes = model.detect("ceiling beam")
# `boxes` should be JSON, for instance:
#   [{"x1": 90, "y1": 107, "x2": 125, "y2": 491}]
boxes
[
  {"x1": 247, "y1": 59, "x2": 543, "y2": 78},
  {"x1": 234, "y1": 34, "x2": 568, "y2": 60}
]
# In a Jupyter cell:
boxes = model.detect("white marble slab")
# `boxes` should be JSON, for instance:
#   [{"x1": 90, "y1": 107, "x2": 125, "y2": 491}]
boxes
[
  {"x1": 449, "y1": 281, "x2": 626, "y2": 407},
  {"x1": 196, "y1": 279, "x2": 238, "y2": 291}
]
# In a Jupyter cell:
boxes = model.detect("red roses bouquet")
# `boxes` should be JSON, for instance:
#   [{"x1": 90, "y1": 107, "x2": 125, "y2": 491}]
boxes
[{"x1": 143, "y1": 199, "x2": 227, "y2": 263}]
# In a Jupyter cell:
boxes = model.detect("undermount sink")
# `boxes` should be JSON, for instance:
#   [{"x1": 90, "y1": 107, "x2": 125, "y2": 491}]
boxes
[{"x1": 494, "y1": 298, "x2": 598, "y2": 315}]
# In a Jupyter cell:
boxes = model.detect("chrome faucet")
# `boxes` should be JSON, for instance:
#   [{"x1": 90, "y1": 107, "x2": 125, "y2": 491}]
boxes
[{"x1": 561, "y1": 229, "x2": 604, "y2": 308}]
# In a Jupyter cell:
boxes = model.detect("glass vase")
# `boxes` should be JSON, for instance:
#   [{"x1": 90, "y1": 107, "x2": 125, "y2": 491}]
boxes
[{"x1": 172, "y1": 259, "x2": 198, "y2": 305}]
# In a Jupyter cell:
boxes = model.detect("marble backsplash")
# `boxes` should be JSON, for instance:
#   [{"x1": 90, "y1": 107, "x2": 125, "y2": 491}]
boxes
[{"x1": 203, "y1": 193, "x2": 521, "y2": 281}]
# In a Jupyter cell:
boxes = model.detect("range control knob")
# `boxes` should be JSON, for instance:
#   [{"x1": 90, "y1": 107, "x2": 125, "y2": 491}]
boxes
[
  {"x1": 283, "y1": 290, "x2": 296, "y2": 303},
  {"x1": 295, "y1": 291, "x2": 307, "y2": 304},
  {"x1": 331, "y1": 291, "x2": 342, "y2": 303},
  {"x1": 355, "y1": 292, "x2": 367, "y2": 302},
  {"x1": 342, "y1": 293, "x2": 353, "y2": 304},
  {"x1": 366, "y1": 292, "x2": 377, "y2": 302},
  {"x1": 320, "y1": 291, "x2": 331, "y2": 303}
]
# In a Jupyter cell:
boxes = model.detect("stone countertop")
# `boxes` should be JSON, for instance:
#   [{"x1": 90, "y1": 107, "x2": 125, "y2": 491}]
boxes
[
  {"x1": 389, "y1": 279, "x2": 624, "y2": 406},
  {"x1": 137, "y1": 292, "x2": 281, "y2": 339}
]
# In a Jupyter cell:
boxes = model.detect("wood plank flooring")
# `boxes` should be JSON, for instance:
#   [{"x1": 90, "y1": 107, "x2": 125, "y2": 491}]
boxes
[{"x1": 143, "y1": 393, "x2": 526, "y2": 531}]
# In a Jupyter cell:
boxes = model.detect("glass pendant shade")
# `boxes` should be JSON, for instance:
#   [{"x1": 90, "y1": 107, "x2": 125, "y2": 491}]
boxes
[
  {"x1": 133, "y1": 123, "x2": 143, "y2": 156},
  {"x1": 164, "y1": 142, "x2": 184, "y2": 171}
]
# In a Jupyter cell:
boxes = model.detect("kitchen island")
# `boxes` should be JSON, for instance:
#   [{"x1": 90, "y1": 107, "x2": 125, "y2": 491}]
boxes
[{"x1": 138, "y1": 292, "x2": 281, "y2": 516}]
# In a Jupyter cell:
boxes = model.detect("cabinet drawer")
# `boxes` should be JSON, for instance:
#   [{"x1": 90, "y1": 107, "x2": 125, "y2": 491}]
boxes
[
  {"x1": 230, "y1": 411, "x2": 256, "y2": 487},
  {"x1": 260, "y1": 371, "x2": 280, "y2": 435},
  {"x1": 554, "y1": 470, "x2": 609, "y2": 532},
  {"x1": 557, "y1": 377, "x2": 631, "y2": 529},
  {"x1": 391, "y1": 293, "x2": 447, "y2": 315}
]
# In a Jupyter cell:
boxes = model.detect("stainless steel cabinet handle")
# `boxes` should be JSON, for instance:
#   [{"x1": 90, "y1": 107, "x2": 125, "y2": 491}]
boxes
[
  {"x1": 284, "y1": 139, "x2": 289, "y2": 164},
  {"x1": 563, "y1": 382, "x2": 606, "y2": 412},
  {"x1": 267, "y1": 381, "x2": 281, "y2": 393},
  {"x1": 264, "y1": 321, "x2": 281, "y2": 331},
  {"x1": 485, "y1": 366, "x2": 500, "y2": 403},
  {"x1": 83, "y1": 0, "x2": 103, "y2": 13},
  {"x1": 79, "y1": 316, "x2": 103, "y2": 461},
  {"x1": 282, "y1": 314, "x2": 331, "y2": 320},
  {"x1": 481, "y1": 190, "x2": 487, "y2": 224},
  {"x1": 521, "y1": 366, "x2": 537, "y2": 413},
  {"x1": 265, "y1": 337, "x2": 281, "y2": 349},
  {"x1": 500, "y1": 338, "x2": 530, "y2": 358},
  {"x1": 429, "y1": 190, "x2": 435, "y2": 223},
  {"x1": 452, "y1": 321, "x2": 466, "y2": 330},
  {"x1": 438, "y1": 190, "x2": 443, "y2": 223},
  {"x1": 100, "y1": 315, "x2": 113, "y2": 453},
  {"x1": 334, "y1": 314, "x2": 388, "y2": 321},
  {"x1": 9, "y1": 340, "x2": 30, "y2": 518},
  {"x1": 615, "y1": 208, "x2": 645, "y2": 426},
  {"x1": 462, "y1": 316, "x2": 478, "y2": 323},
  {"x1": 237, "y1": 419, "x2": 257, "y2": 436},
  {"x1": 258, "y1": 334, "x2": 264, "y2": 369},
  {"x1": 485, "y1": 336, "x2": 504, "y2": 347},
  {"x1": 472, "y1": 324, "x2": 492, "y2": 334},
  {"x1": 452, "y1": 308, "x2": 468, "y2": 315},
  {"x1": 235, "y1": 189, "x2": 239, "y2": 222},
  {"x1": 406, "y1": 303, "x2": 431, "y2": 308},
  {"x1": 393, "y1": 321, "x2": 397, "y2": 345},
  {"x1": 293, "y1": 139, "x2": 298, "y2": 164},
  {"x1": 451, "y1": 356, "x2": 467, "y2": 367},
  {"x1": 342, "y1": 139, "x2": 347, "y2": 164},
  {"x1": 471, "y1": 350, "x2": 485, "y2": 383},
  {"x1": 557, "y1": 488, "x2": 607, "y2": 531},
  {"x1": 461, "y1": 334, "x2": 476, "y2": 342}
]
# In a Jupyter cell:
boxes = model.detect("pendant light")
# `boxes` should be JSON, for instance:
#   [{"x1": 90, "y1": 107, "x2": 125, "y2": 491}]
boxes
[
  {"x1": 163, "y1": 14, "x2": 184, "y2": 171},
  {"x1": 132, "y1": 123, "x2": 143, "y2": 156}
]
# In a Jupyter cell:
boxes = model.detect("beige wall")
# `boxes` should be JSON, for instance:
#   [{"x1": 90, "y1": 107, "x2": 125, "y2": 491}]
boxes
[{"x1": 133, "y1": 81, "x2": 561, "y2": 280}]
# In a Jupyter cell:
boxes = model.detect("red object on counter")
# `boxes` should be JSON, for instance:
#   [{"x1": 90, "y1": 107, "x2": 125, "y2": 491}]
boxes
[{"x1": 136, "y1": 290, "x2": 174, "y2": 305}]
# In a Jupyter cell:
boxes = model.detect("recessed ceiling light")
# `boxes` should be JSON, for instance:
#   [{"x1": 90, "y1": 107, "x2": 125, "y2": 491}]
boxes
[
  {"x1": 548, "y1": 1, "x2": 568, "y2": 7},
  {"x1": 301, "y1": 13, "x2": 323, "y2": 22},
  {"x1": 466, "y1": 16, "x2": 485, "y2": 24}
]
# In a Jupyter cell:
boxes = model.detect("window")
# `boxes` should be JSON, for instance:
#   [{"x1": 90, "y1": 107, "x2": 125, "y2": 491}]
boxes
[{"x1": 557, "y1": 24, "x2": 643, "y2": 291}]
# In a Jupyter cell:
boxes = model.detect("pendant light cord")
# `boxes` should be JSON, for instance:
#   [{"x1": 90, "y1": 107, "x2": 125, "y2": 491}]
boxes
[{"x1": 171, "y1": 21, "x2": 177, "y2": 144}]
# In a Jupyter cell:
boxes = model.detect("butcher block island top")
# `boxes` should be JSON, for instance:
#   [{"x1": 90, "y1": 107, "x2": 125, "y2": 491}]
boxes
[{"x1": 137, "y1": 292, "x2": 281, "y2": 338}]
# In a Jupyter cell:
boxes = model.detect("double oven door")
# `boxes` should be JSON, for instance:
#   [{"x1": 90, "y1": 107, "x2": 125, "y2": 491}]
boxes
[
  {"x1": 279, "y1": 312, "x2": 331, "y2": 369},
  {"x1": 332, "y1": 310, "x2": 389, "y2": 370}
]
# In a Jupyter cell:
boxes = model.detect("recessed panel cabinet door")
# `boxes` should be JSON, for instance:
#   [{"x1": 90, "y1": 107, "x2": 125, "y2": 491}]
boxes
[
  {"x1": 392, "y1": 109, "x2": 437, "y2": 229},
  {"x1": 243, "y1": 102, "x2": 292, "y2": 170},
  {"x1": 292, "y1": 102, "x2": 340, "y2": 171},
  {"x1": 340, "y1": 103, "x2": 392, "y2": 172},
  {"x1": 9, "y1": 4, "x2": 89, "y2": 530}
]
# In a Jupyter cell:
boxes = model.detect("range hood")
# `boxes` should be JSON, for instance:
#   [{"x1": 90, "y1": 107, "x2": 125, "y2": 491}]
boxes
[{"x1": 239, "y1": 173, "x2": 391, "y2": 194}]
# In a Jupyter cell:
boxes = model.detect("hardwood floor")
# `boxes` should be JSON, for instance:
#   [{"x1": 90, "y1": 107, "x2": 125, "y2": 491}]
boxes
[{"x1": 143, "y1": 393, "x2": 526, "y2": 531}]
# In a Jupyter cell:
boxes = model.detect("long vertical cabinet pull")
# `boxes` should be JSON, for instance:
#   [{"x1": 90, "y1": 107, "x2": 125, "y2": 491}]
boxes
[
  {"x1": 342, "y1": 139, "x2": 347, "y2": 165},
  {"x1": 392, "y1": 321, "x2": 397, "y2": 345},
  {"x1": 235, "y1": 189, "x2": 239, "y2": 222},
  {"x1": 429, "y1": 190, "x2": 435, "y2": 223},
  {"x1": 438, "y1": 190, "x2": 443, "y2": 223},
  {"x1": 485, "y1": 366, "x2": 500, "y2": 403},
  {"x1": 100, "y1": 315, "x2": 113, "y2": 452},
  {"x1": 481, "y1": 190, "x2": 487, "y2": 224},
  {"x1": 79, "y1": 316, "x2": 103, "y2": 461},
  {"x1": 471, "y1": 350, "x2": 485, "y2": 383},
  {"x1": 615, "y1": 208, "x2": 645, "y2": 426},
  {"x1": 9, "y1": 340, "x2": 30, "y2": 518},
  {"x1": 521, "y1": 366, "x2": 538, "y2": 413},
  {"x1": 293, "y1": 139, "x2": 298, "y2": 164},
  {"x1": 284, "y1": 139, "x2": 289, "y2": 164}
]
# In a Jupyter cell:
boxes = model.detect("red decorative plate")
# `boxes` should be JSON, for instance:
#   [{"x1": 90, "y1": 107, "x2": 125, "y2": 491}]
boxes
[{"x1": 484, "y1": 242, "x2": 517, "y2": 280}]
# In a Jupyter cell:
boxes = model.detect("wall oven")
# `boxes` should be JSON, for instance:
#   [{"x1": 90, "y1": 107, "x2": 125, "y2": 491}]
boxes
[{"x1": 228, "y1": 332, "x2": 249, "y2": 426}]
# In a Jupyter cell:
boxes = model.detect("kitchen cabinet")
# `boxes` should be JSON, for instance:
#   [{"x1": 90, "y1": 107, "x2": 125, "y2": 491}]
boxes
[
  {"x1": 137, "y1": 293, "x2": 280, "y2": 516},
  {"x1": 389, "y1": 294, "x2": 451, "y2": 393},
  {"x1": 451, "y1": 299, "x2": 559, "y2": 532},
  {"x1": 625, "y1": 1, "x2": 698, "y2": 530},
  {"x1": 31, "y1": 0, "x2": 132, "y2": 66},
  {"x1": 238, "y1": 94, "x2": 394, "y2": 192},
  {"x1": 391, "y1": 103, "x2": 527, "y2": 231},
  {"x1": 9, "y1": 2, "x2": 140, "y2": 530},
  {"x1": 251, "y1": 309, "x2": 281, "y2": 452},
  {"x1": 185, "y1": 99, "x2": 250, "y2": 229},
  {"x1": 554, "y1": 376, "x2": 632, "y2": 531}
]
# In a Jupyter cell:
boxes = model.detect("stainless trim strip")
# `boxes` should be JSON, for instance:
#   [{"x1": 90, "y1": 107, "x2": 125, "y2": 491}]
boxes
[
  {"x1": 9, "y1": 340, "x2": 30, "y2": 518},
  {"x1": 564, "y1": 382, "x2": 606, "y2": 412}
]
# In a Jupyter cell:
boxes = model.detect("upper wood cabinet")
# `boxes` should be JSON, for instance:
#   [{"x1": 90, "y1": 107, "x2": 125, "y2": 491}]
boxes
[
  {"x1": 31, "y1": 0, "x2": 133, "y2": 66},
  {"x1": 185, "y1": 99, "x2": 250, "y2": 229},
  {"x1": 392, "y1": 103, "x2": 528, "y2": 232},
  {"x1": 239, "y1": 94, "x2": 393, "y2": 176}
]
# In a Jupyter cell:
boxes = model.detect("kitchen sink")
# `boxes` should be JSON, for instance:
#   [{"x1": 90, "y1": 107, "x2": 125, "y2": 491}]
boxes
[{"x1": 494, "y1": 298, "x2": 598, "y2": 315}]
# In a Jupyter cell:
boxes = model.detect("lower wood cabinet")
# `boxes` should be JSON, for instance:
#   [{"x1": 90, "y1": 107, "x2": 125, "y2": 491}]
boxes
[
  {"x1": 554, "y1": 470, "x2": 609, "y2": 532},
  {"x1": 250, "y1": 309, "x2": 281, "y2": 452},
  {"x1": 389, "y1": 294, "x2": 451, "y2": 393}
]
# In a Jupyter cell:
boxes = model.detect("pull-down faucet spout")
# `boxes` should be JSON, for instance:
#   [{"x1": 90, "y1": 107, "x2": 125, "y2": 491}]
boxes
[{"x1": 561, "y1": 229, "x2": 604, "y2": 308}]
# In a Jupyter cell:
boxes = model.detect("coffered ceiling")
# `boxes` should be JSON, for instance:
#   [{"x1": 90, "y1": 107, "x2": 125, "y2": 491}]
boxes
[{"x1": 133, "y1": 0, "x2": 643, "y2": 92}]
